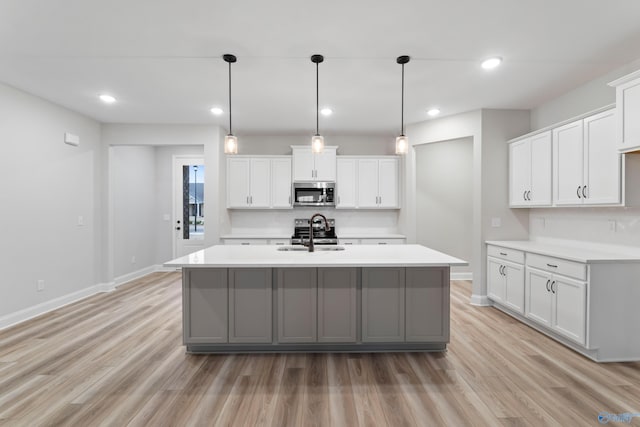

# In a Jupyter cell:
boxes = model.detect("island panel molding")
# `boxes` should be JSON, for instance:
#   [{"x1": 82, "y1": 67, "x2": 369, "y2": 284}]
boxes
[{"x1": 166, "y1": 244, "x2": 466, "y2": 353}]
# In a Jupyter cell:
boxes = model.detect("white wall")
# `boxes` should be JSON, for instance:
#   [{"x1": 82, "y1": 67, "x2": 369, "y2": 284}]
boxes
[
  {"x1": 415, "y1": 138, "x2": 473, "y2": 275},
  {"x1": 406, "y1": 109, "x2": 530, "y2": 304},
  {"x1": 234, "y1": 134, "x2": 392, "y2": 156},
  {"x1": 0, "y1": 82, "x2": 104, "y2": 322},
  {"x1": 528, "y1": 59, "x2": 640, "y2": 251},
  {"x1": 111, "y1": 146, "x2": 157, "y2": 277},
  {"x1": 103, "y1": 124, "x2": 223, "y2": 276}
]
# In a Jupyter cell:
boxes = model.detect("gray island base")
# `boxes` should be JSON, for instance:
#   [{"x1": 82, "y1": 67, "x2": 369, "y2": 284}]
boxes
[{"x1": 164, "y1": 244, "x2": 467, "y2": 353}]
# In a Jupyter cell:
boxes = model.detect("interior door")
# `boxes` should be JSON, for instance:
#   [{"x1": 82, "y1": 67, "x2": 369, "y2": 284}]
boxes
[{"x1": 174, "y1": 156, "x2": 206, "y2": 258}]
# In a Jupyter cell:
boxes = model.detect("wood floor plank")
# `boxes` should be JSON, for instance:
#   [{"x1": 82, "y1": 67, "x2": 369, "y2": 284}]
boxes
[{"x1": 0, "y1": 272, "x2": 638, "y2": 426}]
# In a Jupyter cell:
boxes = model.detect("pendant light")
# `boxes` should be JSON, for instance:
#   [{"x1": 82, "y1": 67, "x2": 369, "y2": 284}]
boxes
[
  {"x1": 311, "y1": 54, "x2": 325, "y2": 153},
  {"x1": 223, "y1": 54, "x2": 238, "y2": 154},
  {"x1": 395, "y1": 55, "x2": 410, "y2": 155}
]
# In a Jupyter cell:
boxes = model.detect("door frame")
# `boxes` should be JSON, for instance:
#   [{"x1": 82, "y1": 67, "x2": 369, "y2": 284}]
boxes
[{"x1": 172, "y1": 155, "x2": 205, "y2": 258}]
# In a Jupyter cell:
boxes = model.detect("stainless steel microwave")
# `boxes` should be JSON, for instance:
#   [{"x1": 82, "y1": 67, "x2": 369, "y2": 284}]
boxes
[{"x1": 293, "y1": 182, "x2": 336, "y2": 207}]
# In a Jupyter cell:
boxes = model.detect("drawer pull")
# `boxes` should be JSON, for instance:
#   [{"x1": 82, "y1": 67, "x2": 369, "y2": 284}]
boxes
[
  {"x1": 546, "y1": 280, "x2": 551, "y2": 292},
  {"x1": 546, "y1": 263, "x2": 558, "y2": 268},
  {"x1": 241, "y1": 242, "x2": 250, "y2": 245},
  {"x1": 500, "y1": 252, "x2": 507, "y2": 256}
]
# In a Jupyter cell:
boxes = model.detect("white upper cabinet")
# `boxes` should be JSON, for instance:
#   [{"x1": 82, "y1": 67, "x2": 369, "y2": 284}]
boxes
[
  {"x1": 227, "y1": 156, "x2": 292, "y2": 209},
  {"x1": 609, "y1": 70, "x2": 640, "y2": 152},
  {"x1": 553, "y1": 110, "x2": 620, "y2": 206},
  {"x1": 583, "y1": 110, "x2": 620, "y2": 204},
  {"x1": 336, "y1": 156, "x2": 400, "y2": 209},
  {"x1": 377, "y1": 158, "x2": 399, "y2": 208},
  {"x1": 291, "y1": 146, "x2": 337, "y2": 181},
  {"x1": 509, "y1": 131, "x2": 552, "y2": 207},
  {"x1": 271, "y1": 157, "x2": 293, "y2": 208},
  {"x1": 336, "y1": 158, "x2": 357, "y2": 208}
]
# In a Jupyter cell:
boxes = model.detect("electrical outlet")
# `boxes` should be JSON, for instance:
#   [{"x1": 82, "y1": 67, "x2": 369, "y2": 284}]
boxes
[
  {"x1": 37, "y1": 280, "x2": 45, "y2": 292},
  {"x1": 77, "y1": 215, "x2": 84, "y2": 226},
  {"x1": 131, "y1": 256, "x2": 136, "y2": 264}
]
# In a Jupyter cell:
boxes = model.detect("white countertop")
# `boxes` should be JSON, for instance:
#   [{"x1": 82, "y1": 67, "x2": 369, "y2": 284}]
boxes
[
  {"x1": 164, "y1": 244, "x2": 467, "y2": 268},
  {"x1": 486, "y1": 240, "x2": 640, "y2": 263}
]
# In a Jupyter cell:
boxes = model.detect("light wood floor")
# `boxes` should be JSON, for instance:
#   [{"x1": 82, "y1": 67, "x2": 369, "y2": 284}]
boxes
[{"x1": 1, "y1": 272, "x2": 639, "y2": 426}]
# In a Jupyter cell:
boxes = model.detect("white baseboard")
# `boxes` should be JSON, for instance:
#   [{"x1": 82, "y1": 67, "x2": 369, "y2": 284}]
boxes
[
  {"x1": 0, "y1": 264, "x2": 172, "y2": 331},
  {"x1": 0, "y1": 281, "x2": 115, "y2": 331},
  {"x1": 470, "y1": 294, "x2": 492, "y2": 306},
  {"x1": 450, "y1": 272, "x2": 473, "y2": 281}
]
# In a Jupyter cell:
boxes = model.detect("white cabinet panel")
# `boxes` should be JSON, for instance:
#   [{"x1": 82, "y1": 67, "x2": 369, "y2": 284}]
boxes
[
  {"x1": 487, "y1": 257, "x2": 505, "y2": 303},
  {"x1": 291, "y1": 146, "x2": 336, "y2": 181},
  {"x1": 584, "y1": 110, "x2": 620, "y2": 205},
  {"x1": 553, "y1": 120, "x2": 584, "y2": 205},
  {"x1": 249, "y1": 158, "x2": 271, "y2": 208},
  {"x1": 336, "y1": 158, "x2": 357, "y2": 208},
  {"x1": 525, "y1": 268, "x2": 553, "y2": 327},
  {"x1": 504, "y1": 262, "x2": 524, "y2": 314},
  {"x1": 227, "y1": 156, "x2": 292, "y2": 209},
  {"x1": 378, "y1": 158, "x2": 399, "y2": 208},
  {"x1": 611, "y1": 73, "x2": 640, "y2": 151},
  {"x1": 271, "y1": 157, "x2": 292, "y2": 208},
  {"x1": 530, "y1": 132, "x2": 552, "y2": 205},
  {"x1": 357, "y1": 159, "x2": 379, "y2": 208},
  {"x1": 509, "y1": 139, "x2": 531, "y2": 206},
  {"x1": 552, "y1": 276, "x2": 587, "y2": 345},
  {"x1": 227, "y1": 158, "x2": 251, "y2": 208},
  {"x1": 509, "y1": 132, "x2": 551, "y2": 207}
]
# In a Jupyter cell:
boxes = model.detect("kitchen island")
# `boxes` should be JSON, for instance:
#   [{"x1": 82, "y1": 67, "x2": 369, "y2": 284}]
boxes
[{"x1": 164, "y1": 244, "x2": 467, "y2": 353}]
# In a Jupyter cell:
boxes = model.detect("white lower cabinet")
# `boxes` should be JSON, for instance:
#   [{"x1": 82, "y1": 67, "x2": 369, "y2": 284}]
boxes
[
  {"x1": 486, "y1": 246, "x2": 525, "y2": 314},
  {"x1": 525, "y1": 266, "x2": 587, "y2": 345}
]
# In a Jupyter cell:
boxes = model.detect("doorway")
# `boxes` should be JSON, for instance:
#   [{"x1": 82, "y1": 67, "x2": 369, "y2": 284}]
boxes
[
  {"x1": 174, "y1": 156, "x2": 206, "y2": 257},
  {"x1": 415, "y1": 137, "x2": 473, "y2": 278}
]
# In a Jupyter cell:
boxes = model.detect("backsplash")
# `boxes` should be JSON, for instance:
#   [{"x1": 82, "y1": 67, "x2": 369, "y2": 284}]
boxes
[
  {"x1": 228, "y1": 209, "x2": 401, "y2": 236},
  {"x1": 529, "y1": 207, "x2": 640, "y2": 249}
]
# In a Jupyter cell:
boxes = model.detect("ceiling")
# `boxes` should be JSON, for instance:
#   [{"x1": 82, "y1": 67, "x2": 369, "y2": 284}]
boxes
[{"x1": 1, "y1": 0, "x2": 640, "y2": 136}]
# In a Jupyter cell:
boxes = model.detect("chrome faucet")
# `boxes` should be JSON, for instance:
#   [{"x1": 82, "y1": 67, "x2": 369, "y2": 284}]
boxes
[{"x1": 305, "y1": 213, "x2": 330, "y2": 252}]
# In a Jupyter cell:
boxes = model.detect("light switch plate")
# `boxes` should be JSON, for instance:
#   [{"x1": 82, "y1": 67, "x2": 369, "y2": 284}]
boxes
[
  {"x1": 163, "y1": 214, "x2": 170, "y2": 221},
  {"x1": 491, "y1": 217, "x2": 501, "y2": 228}
]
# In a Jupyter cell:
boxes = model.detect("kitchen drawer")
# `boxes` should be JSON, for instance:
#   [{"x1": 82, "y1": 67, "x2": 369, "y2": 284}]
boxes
[
  {"x1": 339, "y1": 239, "x2": 360, "y2": 245},
  {"x1": 360, "y1": 238, "x2": 405, "y2": 245},
  {"x1": 526, "y1": 253, "x2": 587, "y2": 281},
  {"x1": 487, "y1": 245, "x2": 524, "y2": 264},
  {"x1": 224, "y1": 239, "x2": 269, "y2": 245}
]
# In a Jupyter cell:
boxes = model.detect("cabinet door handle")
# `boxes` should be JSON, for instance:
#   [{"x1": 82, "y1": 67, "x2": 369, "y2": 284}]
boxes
[
  {"x1": 551, "y1": 281, "x2": 556, "y2": 294},
  {"x1": 546, "y1": 263, "x2": 558, "y2": 268},
  {"x1": 582, "y1": 185, "x2": 587, "y2": 198},
  {"x1": 289, "y1": 195, "x2": 291, "y2": 204},
  {"x1": 546, "y1": 279, "x2": 550, "y2": 292},
  {"x1": 246, "y1": 196, "x2": 249, "y2": 204},
  {"x1": 523, "y1": 190, "x2": 527, "y2": 201},
  {"x1": 577, "y1": 185, "x2": 582, "y2": 198},
  {"x1": 379, "y1": 196, "x2": 382, "y2": 205},
  {"x1": 527, "y1": 190, "x2": 531, "y2": 200}
]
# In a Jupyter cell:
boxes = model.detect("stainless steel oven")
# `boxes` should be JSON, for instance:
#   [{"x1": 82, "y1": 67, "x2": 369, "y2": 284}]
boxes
[{"x1": 293, "y1": 182, "x2": 335, "y2": 207}]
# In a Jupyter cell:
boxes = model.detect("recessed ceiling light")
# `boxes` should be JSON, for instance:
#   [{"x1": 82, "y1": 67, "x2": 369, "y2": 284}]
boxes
[
  {"x1": 99, "y1": 94, "x2": 116, "y2": 104},
  {"x1": 427, "y1": 108, "x2": 441, "y2": 117},
  {"x1": 210, "y1": 107, "x2": 224, "y2": 115},
  {"x1": 320, "y1": 107, "x2": 333, "y2": 116},
  {"x1": 481, "y1": 57, "x2": 502, "y2": 70}
]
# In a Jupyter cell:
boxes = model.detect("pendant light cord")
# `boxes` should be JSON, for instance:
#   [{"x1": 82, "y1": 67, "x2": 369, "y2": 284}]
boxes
[
  {"x1": 316, "y1": 61, "x2": 319, "y2": 136},
  {"x1": 228, "y1": 61, "x2": 232, "y2": 135},
  {"x1": 401, "y1": 62, "x2": 405, "y2": 136}
]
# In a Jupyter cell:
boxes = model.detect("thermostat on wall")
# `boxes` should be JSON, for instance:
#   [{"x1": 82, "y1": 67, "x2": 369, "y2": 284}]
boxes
[{"x1": 64, "y1": 133, "x2": 80, "y2": 146}]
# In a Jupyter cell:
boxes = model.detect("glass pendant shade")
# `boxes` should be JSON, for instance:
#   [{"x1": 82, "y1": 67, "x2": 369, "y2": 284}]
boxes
[
  {"x1": 395, "y1": 135, "x2": 408, "y2": 154},
  {"x1": 224, "y1": 134, "x2": 238, "y2": 154},
  {"x1": 311, "y1": 135, "x2": 324, "y2": 153}
]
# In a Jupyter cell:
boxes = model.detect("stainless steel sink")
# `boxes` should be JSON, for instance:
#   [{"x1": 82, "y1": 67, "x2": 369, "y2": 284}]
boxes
[{"x1": 277, "y1": 246, "x2": 345, "y2": 252}]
